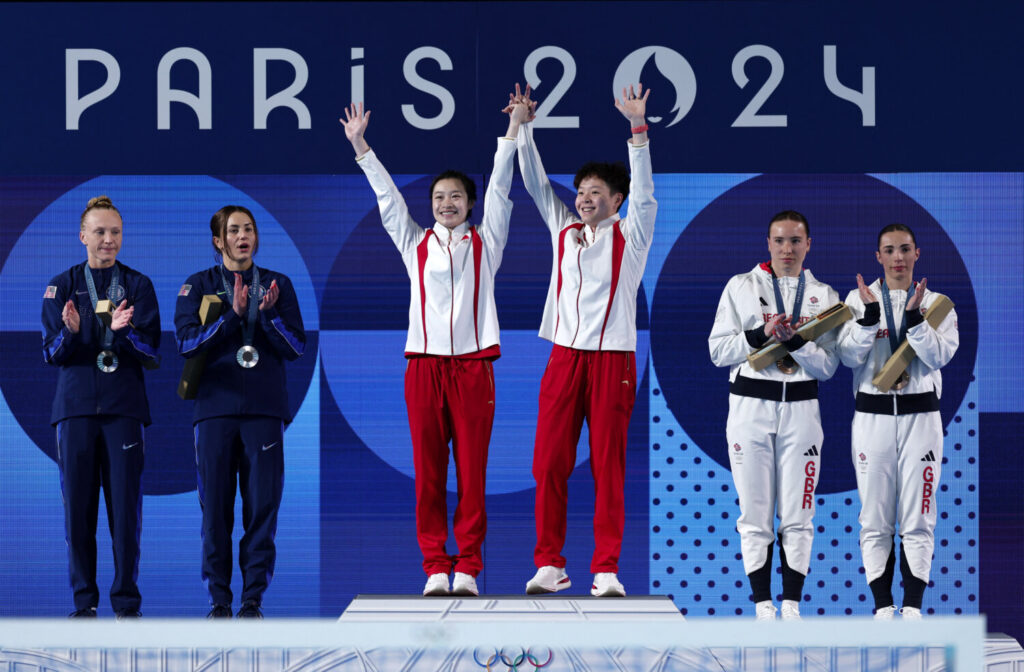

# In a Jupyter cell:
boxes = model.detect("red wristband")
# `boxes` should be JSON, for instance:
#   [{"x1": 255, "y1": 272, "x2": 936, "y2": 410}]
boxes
[{"x1": 631, "y1": 124, "x2": 649, "y2": 134}]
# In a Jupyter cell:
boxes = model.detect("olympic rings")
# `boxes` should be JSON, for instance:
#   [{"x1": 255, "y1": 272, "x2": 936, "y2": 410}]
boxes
[{"x1": 471, "y1": 646, "x2": 554, "y2": 670}]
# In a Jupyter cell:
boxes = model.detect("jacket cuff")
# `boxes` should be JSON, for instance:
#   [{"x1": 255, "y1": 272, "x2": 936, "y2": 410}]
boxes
[
  {"x1": 745, "y1": 327, "x2": 771, "y2": 349},
  {"x1": 857, "y1": 302, "x2": 881, "y2": 327},
  {"x1": 905, "y1": 307, "x2": 925, "y2": 329},
  {"x1": 782, "y1": 334, "x2": 807, "y2": 351}
]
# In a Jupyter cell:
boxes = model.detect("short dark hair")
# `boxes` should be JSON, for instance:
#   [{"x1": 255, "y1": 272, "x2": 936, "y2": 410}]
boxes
[
  {"x1": 210, "y1": 205, "x2": 259, "y2": 256},
  {"x1": 429, "y1": 170, "x2": 477, "y2": 221},
  {"x1": 768, "y1": 210, "x2": 810, "y2": 237},
  {"x1": 877, "y1": 223, "x2": 917, "y2": 249},
  {"x1": 574, "y1": 162, "x2": 630, "y2": 197}
]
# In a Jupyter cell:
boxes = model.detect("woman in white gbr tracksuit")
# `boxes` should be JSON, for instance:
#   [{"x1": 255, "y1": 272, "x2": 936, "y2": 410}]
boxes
[
  {"x1": 340, "y1": 98, "x2": 531, "y2": 597},
  {"x1": 709, "y1": 211, "x2": 840, "y2": 621},
  {"x1": 836, "y1": 223, "x2": 958, "y2": 620}
]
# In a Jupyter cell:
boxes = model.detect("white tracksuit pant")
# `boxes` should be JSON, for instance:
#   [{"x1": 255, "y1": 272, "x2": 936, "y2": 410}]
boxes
[
  {"x1": 853, "y1": 409, "x2": 942, "y2": 583},
  {"x1": 727, "y1": 394, "x2": 823, "y2": 575}
]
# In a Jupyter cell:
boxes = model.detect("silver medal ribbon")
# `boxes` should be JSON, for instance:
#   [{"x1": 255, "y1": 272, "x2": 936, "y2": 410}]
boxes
[
  {"x1": 221, "y1": 265, "x2": 261, "y2": 368},
  {"x1": 84, "y1": 263, "x2": 121, "y2": 373}
]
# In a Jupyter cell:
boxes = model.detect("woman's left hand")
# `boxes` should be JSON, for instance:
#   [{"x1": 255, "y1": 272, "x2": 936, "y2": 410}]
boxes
[
  {"x1": 259, "y1": 279, "x2": 279, "y2": 311},
  {"x1": 111, "y1": 299, "x2": 134, "y2": 331}
]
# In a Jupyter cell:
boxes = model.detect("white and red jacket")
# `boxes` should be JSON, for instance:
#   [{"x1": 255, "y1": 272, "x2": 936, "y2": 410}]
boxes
[
  {"x1": 837, "y1": 279, "x2": 959, "y2": 397},
  {"x1": 517, "y1": 125, "x2": 656, "y2": 352},
  {"x1": 709, "y1": 264, "x2": 840, "y2": 383},
  {"x1": 357, "y1": 138, "x2": 515, "y2": 358}
]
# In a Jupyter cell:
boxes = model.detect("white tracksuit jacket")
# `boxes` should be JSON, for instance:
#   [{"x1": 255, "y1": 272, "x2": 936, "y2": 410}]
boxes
[
  {"x1": 517, "y1": 125, "x2": 656, "y2": 352},
  {"x1": 709, "y1": 263, "x2": 840, "y2": 575},
  {"x1": 357, "y1": 138, "x2": 515, "y2": 357},
  {"x1": 837, "y1": 279, "x2": 959, "y2": 583}
]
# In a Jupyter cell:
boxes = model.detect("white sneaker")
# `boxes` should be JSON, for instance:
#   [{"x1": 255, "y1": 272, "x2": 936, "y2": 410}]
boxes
[
  {"x1": 874, "y1": 605, "x2": 897, "y2": 620},
  {"x1": 780, "y1": 599, "x2": 802, "y2": 620},
  {"x1": 755, "y1": 600, "x2": 777, "y2": 621},
  {"x1": 591, "y1": 573, "x2": 626, "y2": 597},
  {"x1": 525, "y1": 566, "x2": 571, "y2": 594},
  {"x1": 422, "y1": 573, "x2": 450, "y2": 596},
  {"x1": 451, "y1": 572, "x2": 479, "y2": 596},
  {"x1": 900, "y1": 606, "x2": 923, "y2": 620}
]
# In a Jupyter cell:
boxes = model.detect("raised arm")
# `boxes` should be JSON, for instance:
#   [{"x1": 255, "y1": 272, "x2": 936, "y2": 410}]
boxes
[
  {"x1": 478, "y1": 87, "x2": 535, "y2": 264},
  {"x1": 614, "y1": 84, "x2": 657, "y2": 251},
  {"x1": 341, "y1": 103, "x2": 423, "y2": 255},
  {"x1": 515, "y1": 87, "x2": 572, "y2": 233},
  {"x1": 341, "y1": 102, "x2": 371, "y2": 158}
]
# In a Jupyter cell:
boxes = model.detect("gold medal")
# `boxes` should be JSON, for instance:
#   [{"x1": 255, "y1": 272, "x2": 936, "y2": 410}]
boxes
[
  {"x1": 892, "y1": 370, "x2": 910, "y2": 390},
  {"x1": 776, "y1": 355, "x2": 799, "y2": 374}
]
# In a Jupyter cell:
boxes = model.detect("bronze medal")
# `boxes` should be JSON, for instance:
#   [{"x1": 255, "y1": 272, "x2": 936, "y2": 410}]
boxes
[{"x1": 776, "y1": 355, "x2": 799, "y2": 374}]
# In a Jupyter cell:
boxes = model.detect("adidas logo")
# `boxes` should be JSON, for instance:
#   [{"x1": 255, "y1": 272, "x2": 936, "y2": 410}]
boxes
[
  {"x1": 921, "y1": 450, "x2": 936, "y2": 462},
  {"x1": 804, "y1": 445, "x2": 819, "y2": 457}
]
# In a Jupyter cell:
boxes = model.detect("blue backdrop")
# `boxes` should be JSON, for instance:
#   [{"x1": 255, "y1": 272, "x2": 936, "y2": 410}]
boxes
[{"x1": 0, "y1": 1, "x2": 1021, "y2": 639}]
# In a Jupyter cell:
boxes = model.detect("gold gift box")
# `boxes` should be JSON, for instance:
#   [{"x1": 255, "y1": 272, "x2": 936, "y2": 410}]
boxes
[
  {"x1": 747, "y1": 303, "x2": 853, "y2": 372},
  {"x1": 177, "y1": 295, "x2": 224, "y2": 400},
  {"x1": 872, "y1": 294, "x2": 954, "y2": 392}
]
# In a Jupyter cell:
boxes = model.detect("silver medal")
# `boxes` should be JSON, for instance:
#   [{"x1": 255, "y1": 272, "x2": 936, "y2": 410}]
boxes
[
  {"x1": 237, "y1": 345, "x2": 259, "y2": 368},
  {"x1": 97, "y1": 350, "x2": 119, "y2": 373}
]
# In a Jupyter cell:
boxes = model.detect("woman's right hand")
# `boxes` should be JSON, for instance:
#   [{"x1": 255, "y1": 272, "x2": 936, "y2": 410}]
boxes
[
  {"x1": 340, "y1": 103, "x2": 372, "y2": 156},
  {"x1": 62, "y1": 299, "x2": 80, "y2": 333},
  {"x1": 233, "y1": 273, "x2": 249, "y2": 317}
]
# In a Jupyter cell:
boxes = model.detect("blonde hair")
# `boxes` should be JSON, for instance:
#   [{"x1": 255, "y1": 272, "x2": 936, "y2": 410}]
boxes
[{"x1": 80, "y1": 195, "x2": 122, "y2": 231}]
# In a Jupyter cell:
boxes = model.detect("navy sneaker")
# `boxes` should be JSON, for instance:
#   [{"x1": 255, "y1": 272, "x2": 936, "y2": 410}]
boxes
[
  {"x1": 115, "y1": 609, "x2": 142, "y2": 620},
  {"x1": 207, "y1": 604, "x2": 233, "y2": 619},
  {"x1": 236, "y1": 601, "x2": 263, "y2": 619},
  {"x1": 69, "y1": 607, "x2": 98, "y2": 619}
]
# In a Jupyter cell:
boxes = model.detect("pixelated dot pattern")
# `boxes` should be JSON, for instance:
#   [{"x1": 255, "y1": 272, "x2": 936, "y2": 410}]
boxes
[{"x1": 648, "y1": 361, "x2": 979, "y2": 617}]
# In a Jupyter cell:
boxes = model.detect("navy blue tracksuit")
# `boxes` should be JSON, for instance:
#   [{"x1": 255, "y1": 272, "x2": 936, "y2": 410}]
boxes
[
  {"x1": 42, "y1": 261, "x2": 160, "y2": 614},
  {"x1": 175, "y1": 264, "x2": 304, "y2": 608}
]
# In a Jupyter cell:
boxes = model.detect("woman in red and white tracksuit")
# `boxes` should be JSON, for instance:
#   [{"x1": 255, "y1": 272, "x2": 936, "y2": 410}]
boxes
[
  {"x1": 341, "y1": 98, "x2": 530, "y2": 597},
  {"x1": 515, "y1": 85, "x2": 656, "y2": 598}
]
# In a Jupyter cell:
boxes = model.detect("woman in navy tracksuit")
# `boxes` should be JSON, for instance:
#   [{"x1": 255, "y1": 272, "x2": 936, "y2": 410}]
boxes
[
  {"x1": 175, "y1": 205, "x2": 304, "y2": 619},
  {"x1": 42, "y1": 195, "x2": 160, "y2": 619}
]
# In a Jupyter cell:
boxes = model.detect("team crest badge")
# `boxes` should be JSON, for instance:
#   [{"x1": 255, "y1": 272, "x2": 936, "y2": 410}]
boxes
[
  {"x1": 43, "y1": 285, "x2": 57, "y2": 299},
  {"x1": 178, "y1": 284, "x2": 192, "y2": 297}
]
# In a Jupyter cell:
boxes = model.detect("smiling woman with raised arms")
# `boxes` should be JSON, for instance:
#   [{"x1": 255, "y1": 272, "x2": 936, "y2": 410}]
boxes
[
  {"x1": 340, "y1": 92, "x2": 530, "y2": 597},
  {"x1": 514, "y1": 84, "x2": 656, "y2": 599}
]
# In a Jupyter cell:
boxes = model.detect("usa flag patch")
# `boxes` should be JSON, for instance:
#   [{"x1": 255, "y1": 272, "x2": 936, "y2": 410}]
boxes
[
  {"x1": 43, "y1": 285, "x2": 57, "y2": 299},
  {"x1": 178, "y1": 284, "x2": 192, "y2": 297}
]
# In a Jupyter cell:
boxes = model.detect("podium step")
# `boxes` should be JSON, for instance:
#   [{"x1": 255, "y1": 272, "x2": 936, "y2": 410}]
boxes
[{"x1": 339, "y1": 594, "x2": 685, "y2": 622}]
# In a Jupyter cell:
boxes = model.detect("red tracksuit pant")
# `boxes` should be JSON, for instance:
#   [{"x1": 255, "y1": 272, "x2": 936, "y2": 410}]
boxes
[
  {"x1": 533, "y1": 345, "x2": 636, "y2": 573},
  {"x1": 405, "y1": 356, "x2": 495, "y2": 576}
]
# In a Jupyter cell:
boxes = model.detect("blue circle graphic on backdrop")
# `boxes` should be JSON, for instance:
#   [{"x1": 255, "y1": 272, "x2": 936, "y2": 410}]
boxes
[
  {"x1": 649, "y1": 174, "x2": 977, "y2": 494},
  {"x1": 0, "y1": 176, "x2": 319, "y2": 495}
]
